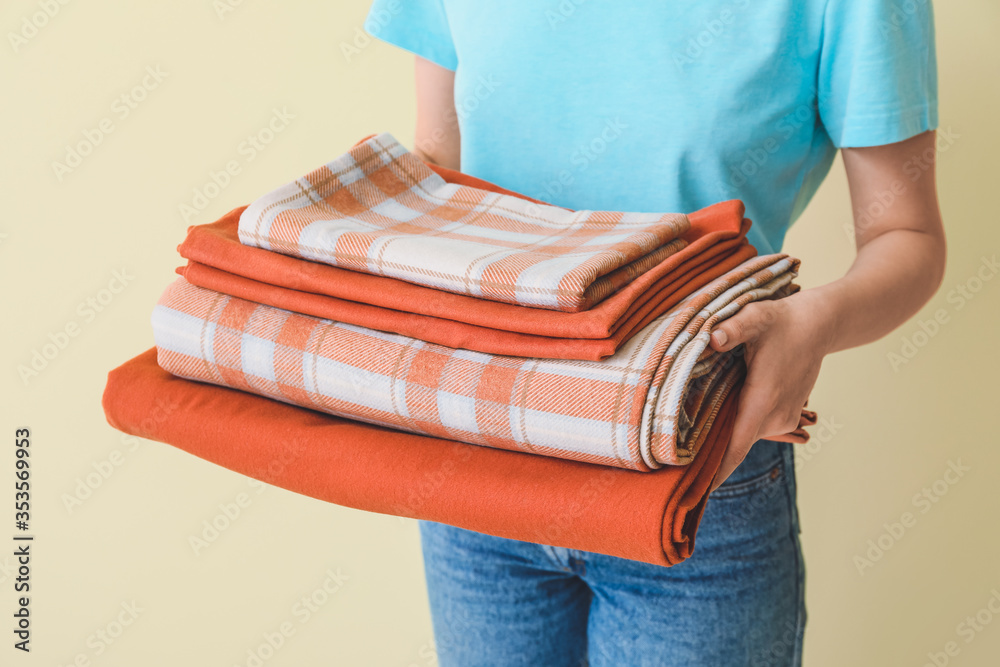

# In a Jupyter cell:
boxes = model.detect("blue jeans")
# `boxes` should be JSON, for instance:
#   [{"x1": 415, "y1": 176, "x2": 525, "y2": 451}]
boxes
[{"x1": 417, "y1": 439, "x2": 806, "y2": 666}]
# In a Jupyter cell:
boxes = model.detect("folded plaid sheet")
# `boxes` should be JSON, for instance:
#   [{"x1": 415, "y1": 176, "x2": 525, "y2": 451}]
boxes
[
  {"x1": 102, "y1": 349, "x2": 739, "y2": 566},
  {"x1": 237, "y1": 133, "x2": 691, "y2": 312},
  {"x1": 180, "y1": 195, "x2": 755, "y2": 362},
  {"x1": 151, "y1": 254, "x2": 799, "y2": 470}
]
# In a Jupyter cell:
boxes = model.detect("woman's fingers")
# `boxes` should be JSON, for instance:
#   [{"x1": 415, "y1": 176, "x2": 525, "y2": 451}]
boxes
[
  {"x1": 708, "y1": 297, "x2": 820, "y2": 493},
  {"x1": 710, "y1": 302, "x2": 772, "y2": 352}
]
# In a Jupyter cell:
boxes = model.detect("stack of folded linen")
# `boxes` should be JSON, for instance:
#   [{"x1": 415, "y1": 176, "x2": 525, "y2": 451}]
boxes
[
  {"x1": 173, "y1": 146, "x2": 759, "y2": 362},
  {"x1": 102, "y1": 133, "x2": 814, "y2": 566}
]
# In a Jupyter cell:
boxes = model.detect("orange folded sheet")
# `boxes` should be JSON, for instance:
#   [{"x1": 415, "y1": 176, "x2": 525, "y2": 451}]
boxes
[
  {"x1": 178, "y1": 229, "x2": 755, "y2": 361},
  {"x1": 178, "y1": 199, "x2": 755, "y2": 360},
  {"x1": 103, "y1": 349, "x2": 737, "y2": 566}
]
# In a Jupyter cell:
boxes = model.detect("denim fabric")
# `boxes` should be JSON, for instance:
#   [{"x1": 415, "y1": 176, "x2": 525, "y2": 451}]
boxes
[{"x1": 418, "y1": 439, "x2": 806, "y2": 666}]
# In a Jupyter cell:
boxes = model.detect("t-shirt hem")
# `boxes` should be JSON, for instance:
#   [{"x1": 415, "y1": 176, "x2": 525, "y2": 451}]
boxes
[{"x1": 833, "y1": 102, "x2": 939, "y2": 149}]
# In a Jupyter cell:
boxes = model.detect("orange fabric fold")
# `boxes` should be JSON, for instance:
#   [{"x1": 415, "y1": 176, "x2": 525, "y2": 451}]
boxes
[
  {"x1": 177, "y1": 229, "x2": 756, "y2": 361},
  {"x1": 103, "y1": 349, "x2": 737, "y2": 566},
  {"x1": 177, "y1": 199, "x2": 754, "y2": 360}
]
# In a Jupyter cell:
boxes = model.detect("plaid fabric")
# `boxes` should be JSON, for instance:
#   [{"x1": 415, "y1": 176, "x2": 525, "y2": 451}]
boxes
[
  {"x1": 180, "y1": 202, "x2": 751, "y2": 346},
  {"x1": 238, "y1": 133, "x2": 690, "y2": 312},
  {"x1": 152, "y1": 254, "x2": 800, "y2": 470}
]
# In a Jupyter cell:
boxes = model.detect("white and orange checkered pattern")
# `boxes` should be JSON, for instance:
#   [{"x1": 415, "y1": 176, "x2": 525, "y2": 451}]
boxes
[
  {"x1": 238, "y1": 133, "x2": 690, "y2": 312},
  {"x1": 152, "y1": 254, "x2": 799, "y2": 470}
]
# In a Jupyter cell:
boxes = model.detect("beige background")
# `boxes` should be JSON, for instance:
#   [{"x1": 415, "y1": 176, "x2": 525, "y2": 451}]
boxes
[{"x1": 2, "y1": 1, "x2": 998, "y2": 665}]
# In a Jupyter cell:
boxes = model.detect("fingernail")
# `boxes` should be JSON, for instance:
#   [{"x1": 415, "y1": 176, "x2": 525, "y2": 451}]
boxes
[{"x1": 713, "y1": 330, "x2": 728, "y2": 347}]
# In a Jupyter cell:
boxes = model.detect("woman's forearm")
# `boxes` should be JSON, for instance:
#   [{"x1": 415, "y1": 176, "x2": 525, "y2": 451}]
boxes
[
  {"x1": 807, "y1": 226, "x2": 947, "y2": 355},
  {"x1": 803, "y1": 130, "x2": 949, "y2": 355}
]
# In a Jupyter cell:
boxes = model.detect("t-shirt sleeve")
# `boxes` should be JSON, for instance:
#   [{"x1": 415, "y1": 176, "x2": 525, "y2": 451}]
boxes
[
  {"x1": 818, "y1": 0, "x2": 938, "y2": 148},
  {"x1": 364, "y1": 0, "x2": 458, "y2": 71}
]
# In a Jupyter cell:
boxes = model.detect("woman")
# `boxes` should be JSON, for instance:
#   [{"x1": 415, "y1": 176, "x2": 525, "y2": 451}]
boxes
[{"x1": 364, "y1": 1, "x2": 944, "y2": 664}]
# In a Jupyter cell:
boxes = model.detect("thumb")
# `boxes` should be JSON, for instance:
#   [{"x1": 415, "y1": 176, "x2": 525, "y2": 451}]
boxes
[{"x1": 709, "y1": 303, "x2": 768, "y2": 353}]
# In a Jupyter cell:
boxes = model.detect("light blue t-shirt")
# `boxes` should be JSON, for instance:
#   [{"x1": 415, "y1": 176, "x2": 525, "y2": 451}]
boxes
[{"x1": 365, "y1": 0, "x2": 937, "y2": 254}]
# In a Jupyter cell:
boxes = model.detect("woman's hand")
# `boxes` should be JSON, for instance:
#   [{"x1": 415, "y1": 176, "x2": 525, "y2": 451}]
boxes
[
  {"x1": 707, "y1": 289, "x2": 833, "y2": 491},
  {"x1": 707, "y1": 130, "x2": 947, "y2": 492}
]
